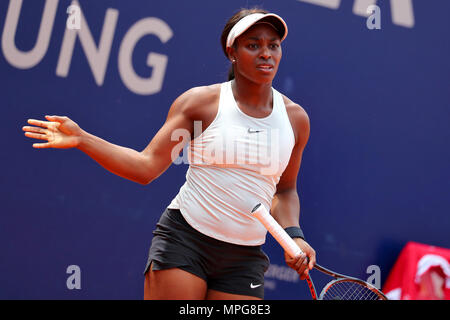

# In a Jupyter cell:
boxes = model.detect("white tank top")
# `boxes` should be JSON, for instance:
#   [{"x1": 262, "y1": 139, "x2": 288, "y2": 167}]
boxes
[{"x1": 168, "y1": 80, "x2": 296, "y2": 245}]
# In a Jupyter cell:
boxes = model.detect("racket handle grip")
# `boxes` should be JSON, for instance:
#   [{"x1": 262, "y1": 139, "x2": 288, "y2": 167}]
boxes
[{"x1": 251, "y1": 203, "x2": 304, "y2": 258}]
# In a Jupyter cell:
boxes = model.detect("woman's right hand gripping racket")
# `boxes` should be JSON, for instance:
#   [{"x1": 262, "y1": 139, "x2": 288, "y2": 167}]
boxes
[{"x1": 251, "y1": 204, "x2": 388, "y2": 300}]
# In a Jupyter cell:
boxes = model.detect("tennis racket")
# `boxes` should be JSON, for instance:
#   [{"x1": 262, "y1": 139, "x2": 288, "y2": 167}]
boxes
[{"x1": 251, "y1": 203, "x2": 388, "y2": 300}]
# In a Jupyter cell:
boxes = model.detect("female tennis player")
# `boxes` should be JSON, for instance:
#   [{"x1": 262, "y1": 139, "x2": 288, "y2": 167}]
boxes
[{"x1": 22, "y1": 8, "x2": 316, "y2": 300}]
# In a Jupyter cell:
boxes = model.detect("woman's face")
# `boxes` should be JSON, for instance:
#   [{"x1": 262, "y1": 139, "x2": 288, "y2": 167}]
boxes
[{"x1": 231, "y1": 23, "x2": 282, "y2": 84}]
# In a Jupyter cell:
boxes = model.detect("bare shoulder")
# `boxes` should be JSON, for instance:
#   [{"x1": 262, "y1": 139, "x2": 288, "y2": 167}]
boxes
[
  {"x1": 281, "y1": 94, "x2": 309, "y2": 123},
  {"x1": 281, "y1": 94, "x2": 310, "y2": 146},
  {"x1": 170, "y1": 83, "x2": 221, "y2": 121},
  {"x1": 181, "y1": 83, "x2": 221, "y2": 105}
]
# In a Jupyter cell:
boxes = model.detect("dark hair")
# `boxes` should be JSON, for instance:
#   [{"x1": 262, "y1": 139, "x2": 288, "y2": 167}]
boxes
[{"x1": 220, "y1": 8, "x2": 269, "y2": 81}]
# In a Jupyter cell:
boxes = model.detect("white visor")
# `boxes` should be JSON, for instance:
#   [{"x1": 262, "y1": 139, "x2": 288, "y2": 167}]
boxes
[{"x1": 226, "y1": 13, "x2": 288, "y2": 49}]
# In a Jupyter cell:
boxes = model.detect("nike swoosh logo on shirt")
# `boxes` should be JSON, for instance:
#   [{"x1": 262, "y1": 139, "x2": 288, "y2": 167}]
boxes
[
  {"x1": 250, "y1": 283, "x2": 262, "y2": 289},
  {"x1": 248, "y1": 128, "x2": 263, "y2": 133}
]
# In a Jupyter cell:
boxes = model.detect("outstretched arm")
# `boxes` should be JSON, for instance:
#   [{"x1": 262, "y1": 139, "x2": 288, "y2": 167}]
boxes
[
  {"x1": 22, "y1": 88, "x2": 206, "y2": 185},
  {"x1": 23, "y1": 115, "x2": 151, "y2": 184}
]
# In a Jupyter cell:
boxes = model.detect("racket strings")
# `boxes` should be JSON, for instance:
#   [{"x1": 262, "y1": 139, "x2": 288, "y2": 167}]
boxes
[{"x1": 322, "y1": 281, "x2": 381, "y2": 300}]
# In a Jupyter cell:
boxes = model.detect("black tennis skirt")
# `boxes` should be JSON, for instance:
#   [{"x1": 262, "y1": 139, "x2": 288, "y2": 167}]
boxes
[{"x1": 144, "y1": 207, "x2": 270, "y2": 298}]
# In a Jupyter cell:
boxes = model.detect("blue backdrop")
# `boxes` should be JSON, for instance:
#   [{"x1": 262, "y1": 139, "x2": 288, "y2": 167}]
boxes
[{"x1": 1, "y1": 0, "x2": 449, "y2": 299}]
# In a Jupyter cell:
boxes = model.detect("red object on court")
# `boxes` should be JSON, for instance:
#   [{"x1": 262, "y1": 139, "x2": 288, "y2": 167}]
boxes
[{"x1": 383, "y1": 241, "x2": 450, "y2": 300}]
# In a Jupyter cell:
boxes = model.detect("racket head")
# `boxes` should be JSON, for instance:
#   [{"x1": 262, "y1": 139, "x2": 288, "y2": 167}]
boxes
[{"x1": 319, "y1": 278, "x2": 388, "y2": 300}]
